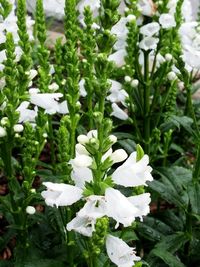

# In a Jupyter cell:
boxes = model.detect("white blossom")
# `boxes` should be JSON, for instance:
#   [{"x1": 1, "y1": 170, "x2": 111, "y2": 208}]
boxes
[
  {"x1": 79, "y1": 79, "x2": 87, "y2": 97},
  {"x1": 111, "y1": 103, "x2": 128, "y2": 120},
  {"x1": 66, "y1": 215, "x2": 96, "y2": 237},
  {"x1": 108, "y1": 49, "x2": 127, "y2": 67},
  {"x1": 109, "y1": 149, "x2": 128, "y2": 164},
  {"x1": 139, "y1": 36, "x2": 159, "y2": 51},
  {"x1": 140, "y1": 22, "x2": 160, "y2": 36},
  {"x1": 105, "y1": 188, "x2": 139, "y2": 228},
  {"x1": 112, "y1": 152, "x2": 153, "y2": 187},
  {"x1": 29, "y1": 90, "x2": 67, "y2": 115},
  {"x1": 106, "y1": 235, "x2": 141, "y2": 267},
  {"x1": 137, "y1": 0, "x2": 156, "y2": 17},
  {"x1": 159, "y1": 13, "x2": 176, "y2": 29},
  {"x1": 71, "y1": 154, "x2": 93, "y2": 168},
  {"x1": 78, "y1": 195, "x2": 107, "y2": 220},
  {"x1": 16, "y1": 101, "x2": 38, "y2": 123},
  {"x1": 48, "y1": 82, "x2": 59, "y2": 91},
  {"x1": 41, "y1": 182, "x2": 83, "y2": 207},
  {"x1": 107, "y1": 80, "x2": 128, "y2": 104},
  {"x1": 128, "y1": 193, "x2": 151, "y2": 221}
]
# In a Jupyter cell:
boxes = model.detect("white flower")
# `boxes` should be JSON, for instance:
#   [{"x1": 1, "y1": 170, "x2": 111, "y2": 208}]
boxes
[
  {"x1": 108, "y1": 49, "x2": 127, "y2": 67},
  {"x1": 137, "y1": 0, "x2": 156, "y2": 17},
  {"x1": 77, "y1": 0, "x2": 100, "y2": 19},
  {"x1": 75, "y1": 143, "x2": 89, "y2": 156},
  {"x1": 111, "y1": 103, "x2": 128, "y2": 120},
  {"x1": 109, "y1": 135, "x2": 117, "y2": 144},
  {"x1": 111, "y1": 17, "x2": 129, "y2": 50},
  {"x1": 106, "y1": 235, "x2": 141, "y2": 267},
  {"x1": 27, "y1": 69, "x2": 38, "y2": 81},
  {"x1": 107, "y1": 80, "x2": 128, "y2": 103},
  {"x1": 29, "y1": 90, "x2": 64, "y2": 115},
  {"x1": 78, "y1": 195, "x2": 107, "y2": 219},
  {"x1": 128, "y1": 193, "x2": 151, "y2": 221},
  {"x1": 71, "y1": 165, "x2": 93, "y2": 189},
  {"x1": 139, "y1": 36, "x2": 159, "y2": 51},
  {"x1": 159, "y1": 13, "x2": 176, "y2": 29},
  {"x1": 71, "y1": 154, "x2": 93, "y2": 167},
  {"x1": 57, "y1": 100, "x2": 69, "y2": 114},
  {"x1": 16, "y1": 101, "x2": 38, "y2": 123},
  {"x1": 70, "y1": 154, "x2": 93, "y2": 189},
  {"x1": 13, "y1": 124, "x2": 24, "y2": 133},
  {"x1": 109, "y1": 149, "x2": 128, "y2": 164},
  {"x1": 140, "y1": 22, "x2": 160, "y2": 36},
  {"x1": 66, "y1": 215, "x2": 96, "y2": 237},
  {"x1": 79, "y1": 79, "x2": 87, "y2": 97},
  {"x1": 41, "y1": 182, "x2": 83, "y2": 207},
  {"x1": 112, "y1": 152, "x2": 153, "y2": 187},
  {"x1": 0, "y1": 126, "x2": 6, "y2": 137},
  {"x1": 26, "y1": 206, "x2": 36, "y2": 215},
  {"x1": 48, "y1": 82, "x2": 59, "y2": 91},
  {"x1": 105, "y1": 188, "x2": 139, "y2": 228}
]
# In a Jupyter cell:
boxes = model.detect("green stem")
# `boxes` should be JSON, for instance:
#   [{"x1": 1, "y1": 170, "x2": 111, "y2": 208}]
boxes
[
  {"x1": 48, "y1": 116, "x2": 56, "y2": 173},
  {"x1": 193, "y1": 144, "x2": 200, "y2": 182},
  {"x1": 143, "y1": 52, "x2": 150, "y2": 154}
]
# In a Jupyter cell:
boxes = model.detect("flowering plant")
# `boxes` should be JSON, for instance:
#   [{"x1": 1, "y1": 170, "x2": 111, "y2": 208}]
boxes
[{"x1": 0, "y1": 0, "x2": 200, "y2": 266}]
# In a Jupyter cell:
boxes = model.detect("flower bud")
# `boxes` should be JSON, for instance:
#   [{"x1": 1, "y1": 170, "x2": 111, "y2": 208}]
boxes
[
  {"x1": 73, "y1": 155, "x2": 93, "y2": 167},
  {"x1": 0, "y1": 126, "x2": 6, "y2": 137},
  {"x1": 165, "y1": 53, "x2": 173, "y2": 61},
  {"x1": 26, "y1": 206, "x2": 36, "y2": 215},
  {"x1": 127, "y1": 14, "x2": 136, "y2": 22},
  {"x1": 77, "y1": 134, "x2": 89, "y2": 144},
  {"x1": 43, "y1": 133, "x2": 48, "y2": 138},
  {"x1": 48, "y1": 82, "x2": 59, "y2": 91},
  {"x1": 124, "y1": 76, "x2": 132, "y2": 83},
  {"x1": 131, "y1": 79, "x2": 139, "y2": 87},
  {"x1": 110, "y1": 149, "x2": 128, "y2": 164},
  {"x1": 1, "y1": 117, "x2": 8, "y2": 126},
  {"x1": 14, "y1": 124, "x2": 24, "y2": 133},
  {"x1": 75, "y1": 143, "x2": 89, "y2": 155},
  {"x1": 167, "y1": 71, "x2": 177, "y2": 81},
  {"x1": 109, "y1": 135, "x2": 117, "y2": 144}
]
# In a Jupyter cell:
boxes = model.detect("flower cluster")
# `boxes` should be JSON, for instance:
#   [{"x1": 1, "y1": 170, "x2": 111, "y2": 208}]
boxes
[
  {"x1": 0, "y1": 0, "x2": 34, "y2": 71},
  {"x1": 42, "y1": 130, "x2": 153, "y2": 266}
]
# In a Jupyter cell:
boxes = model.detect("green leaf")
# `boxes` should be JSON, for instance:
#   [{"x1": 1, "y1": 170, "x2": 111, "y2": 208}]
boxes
[
  {"x1": 149, "y1": 167, "x2": 192, "y2": 208},
  {"x1": 118, "y1": 139, "x2": 136, "y2": 154},
  {"x1": 155, "y1": 233, "x2": 189, "y2": 253},
  {"x1": 136, "y1": 144, "x2": 144, "y2": 161},
  {"x1": 187, "y1": 182, "x2": 200, "y2": 215},
  {"x1": 137, "y1": 217, "x2": 172, "y2": 242},
  {"x1": 160, "y1": 115, "x2": 193, "y2": 133},
  {"x1": 151, "y1": 248, "x2": 186, "y2": 267},
  {"x1": 16, "y1": 259, "x2": 66, "y2": 267}
]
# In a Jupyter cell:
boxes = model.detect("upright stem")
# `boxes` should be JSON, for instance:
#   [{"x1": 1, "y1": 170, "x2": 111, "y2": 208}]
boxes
[
  {"x1": 193, "y1": 144, "x2": 200, "y2": 182},
  {"x1": 48, "y1": 116, "x2": 56, "y2": 173},
  {"x1": 143, "y1": 52, "x2": 150, "y2": 154}
]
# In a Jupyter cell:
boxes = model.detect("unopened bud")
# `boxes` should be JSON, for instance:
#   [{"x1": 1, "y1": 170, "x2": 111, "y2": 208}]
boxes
[{"x1": 14, "y1": 124, "x2": 24, "y2": 133}]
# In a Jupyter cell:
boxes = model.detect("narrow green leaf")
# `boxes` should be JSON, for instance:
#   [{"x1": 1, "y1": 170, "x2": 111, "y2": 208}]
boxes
[{"x1": 151, "y1": 248, "x2": 186, "y2": 267}]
